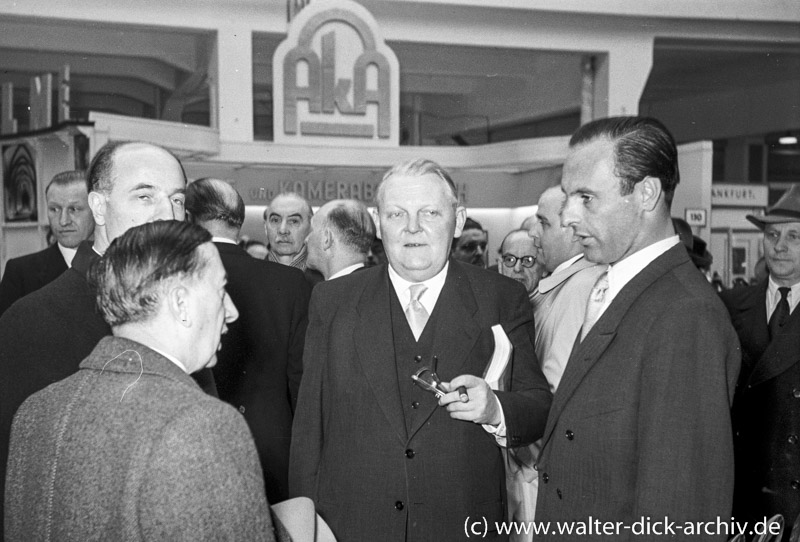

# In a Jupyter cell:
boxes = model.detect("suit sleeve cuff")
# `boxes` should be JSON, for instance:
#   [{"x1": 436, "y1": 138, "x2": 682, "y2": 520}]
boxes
[{"x1": 482, "y1": 393, "x2": 507, "y2": 447}]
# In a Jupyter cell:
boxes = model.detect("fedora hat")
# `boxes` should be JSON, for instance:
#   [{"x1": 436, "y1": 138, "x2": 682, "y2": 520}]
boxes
[{"x1": 747, "y1": 184, "x2": 800, "y2": 230}]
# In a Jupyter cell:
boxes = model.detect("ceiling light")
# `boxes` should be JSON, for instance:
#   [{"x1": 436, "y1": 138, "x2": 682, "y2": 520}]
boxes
[{"x1": 779, "y1": 135, "x2": 798, "y2": 145}]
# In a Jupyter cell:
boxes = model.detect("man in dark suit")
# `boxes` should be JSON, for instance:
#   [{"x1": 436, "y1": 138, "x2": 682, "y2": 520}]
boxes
[
  {"x1": 722, "y1": 185, "x2": 800, "y2": 533},
  {"x1": 536, "y1": 117, "x2": 740, "y2": 535},
  {"x1": 0, "y1": 170, "x2": 94, "y2": 315},
  {"x1": 186, "y1": 177, "x2": 311, "y2": 503},
  {"x1": 290, "y1": 158, "x2": 552, "y2": 541},
  {"x1": 6, "y1": 221, "x2": 277, "y2": 541},
  {"x1": 305, "y1": 198, "x2": 375, "y2": 280},
  {"x1": 0, "y1": 141, "x2": 205, "y2": 536}
]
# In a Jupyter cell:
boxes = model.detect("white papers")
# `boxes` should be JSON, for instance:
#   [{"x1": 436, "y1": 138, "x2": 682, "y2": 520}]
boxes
[{"x1": 484, "y1": 324, "x2": 512, "y2": 391}]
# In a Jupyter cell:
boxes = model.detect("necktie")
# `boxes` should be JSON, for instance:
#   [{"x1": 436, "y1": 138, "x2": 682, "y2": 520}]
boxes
[
  {"x1": 768, "y1": 287, "x2": 791, "y2": 340},
  {"x1": 581, "y1": 271, "x2": 609, "y2": 341},
  {"x1": 405, "y1": 284, "x2": 429, "y2": 341}
]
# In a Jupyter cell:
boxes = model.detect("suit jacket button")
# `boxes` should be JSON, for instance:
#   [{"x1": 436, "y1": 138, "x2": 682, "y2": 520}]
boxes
[
  {"x1": 395, "y1": 501, "x2": 405, "y2": 510},
  {"x1": 565, "y1": 430, "x2": 574, "y2": 440},
  {"x1": 789, "y1": 435, "x2": 799, "y2": 445},
  {"x1": 411, "y1": 401, "x2": 420, "y2": 409},
  {"x1": 405, "y1": 449, "x2": 415, "y2": 458},
  {"x1": 533, "y1": 463, "x2": 538, "y2": 471},
  {"x1": 542, "y1": 473, "x2": 549, "y2": 483},
  {"x1": 238, "y1": 406, "x2": 246, "y2": 414},
  {"x1": 792, "y1": 480, "x2": 800, "y2": 490},
  {"x1": 793, "y1": 388, "x2": 800, "y2": 399},
  {"x1": 414, "y1": 355, "x2": 423, "y2": 363}
]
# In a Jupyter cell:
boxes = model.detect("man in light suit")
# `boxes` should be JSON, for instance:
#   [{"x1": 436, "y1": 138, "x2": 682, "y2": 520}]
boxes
[
  {"x1": 0, "y1": 170, "x2": 94, "y2": 316},
  {"x1": 722, "y1": 185, "x2": 800, "y2": 533},
  {"x1": 290, "y1": 158, "x2": 552, "y2": 541},
  {"x1": 505, "y1": 187, "x2": 604, "y2": 538},
  {"x1": 186, "y1": 177, "x2": 311, "y2": 503},
  {"x1": 306, "y1": 198, "x2": 375, "y2": 280},
  {"x1": 5, "y1": 220, "x2": 278, "y2": 541},
  {"x1": 535, "y1": 117, "x2": 740, "y2": 535}
]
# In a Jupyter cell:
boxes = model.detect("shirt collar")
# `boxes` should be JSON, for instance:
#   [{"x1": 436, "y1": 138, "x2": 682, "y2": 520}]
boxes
[
  {"x1": 57, "y1": 243, "x2": 78, "y2": 268},
  {"x1": 552, "y1": 253, "x2": 583, "y2": 275},
  {"x1": 147, "y1": 345, "x2": 189, "y2": 373},
  {"x1": 211, "y1": 236, "x2": 237, "y2": 245},
  {"x1": 388, "y1": 261, "x2": 449, "y2": 315},
  {"x1": 605, "y1": 235, "x2": 680, "y2": 308},
  {"x1": 268, "y1": 245, "x2": 308, "y2": 269},
  {"x1": 768, "y1": 276, "x2": 800, "y2": 314},
  {"x1": 328, "y1": 263, "x2": 365, "y2": 281}
]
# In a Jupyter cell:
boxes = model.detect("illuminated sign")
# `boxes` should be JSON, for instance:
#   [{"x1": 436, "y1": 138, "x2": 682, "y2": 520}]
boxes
[{"x1": 273, "y1": 0, "x2": 400, "y2": 146}]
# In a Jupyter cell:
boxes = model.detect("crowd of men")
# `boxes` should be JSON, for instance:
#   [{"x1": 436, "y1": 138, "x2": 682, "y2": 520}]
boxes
[{"x1": 0, "y1": 116, "x2": 798, "y2": 541}]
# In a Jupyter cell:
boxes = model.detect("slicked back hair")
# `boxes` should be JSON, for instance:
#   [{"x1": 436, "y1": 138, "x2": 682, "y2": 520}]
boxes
[
  {"x1": 322, "y1": 200, "x2": 376, "y2": 255},
  {"x1": 86, "y1": 141, "x2": 187, "y2": 194},
  {"x1": 570, "y1": 116, "x2": 680, "y2": 207},
  {"x1": 185, "y1": 177, "x2": 245, "y2": 229},
  {"x1": 377, "y1": 158, "x2": 458, "y2": 209},
  {"x1": 45, "y1": 170, "x2": 87, "y2": 196},
  {"x1": 90, "y1": 220, "x2": 212, "y2": 327}
]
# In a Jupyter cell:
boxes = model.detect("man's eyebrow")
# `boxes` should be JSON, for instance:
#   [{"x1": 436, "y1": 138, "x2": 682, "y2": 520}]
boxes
[{"x1": 129, "y1": 183, "x2": 157, "y2": 192}]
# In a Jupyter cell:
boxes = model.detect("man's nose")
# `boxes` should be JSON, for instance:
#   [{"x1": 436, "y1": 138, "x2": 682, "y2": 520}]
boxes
[
  {"x1": 406, "y1": 214, "x2": 421, "y2": 233},
  {"x1": 224, "y1": 293, "x2": 239, "y2": 324},
  {"x1": 153, "y1": 197, "x2": 177, "y2": 221},
  {"x1": 561, "y1": 197, "x2": 580, "y2": 228},
  {"x1": 513, "y1": 259, "x2": 524, "y2": 272},
  {"x1": 59, "y1": 208, "x2": 71, "y2": 226}
]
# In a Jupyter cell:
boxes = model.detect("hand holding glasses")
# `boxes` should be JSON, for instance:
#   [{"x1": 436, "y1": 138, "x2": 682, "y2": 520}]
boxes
[{"x1": 411, "y1": 356, "x2": 469, "y2": 402}]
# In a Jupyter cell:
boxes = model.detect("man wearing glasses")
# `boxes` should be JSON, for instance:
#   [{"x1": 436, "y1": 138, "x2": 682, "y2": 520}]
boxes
[{"x1": 497, "y1": 229, "x2": 544, "y2": 300}]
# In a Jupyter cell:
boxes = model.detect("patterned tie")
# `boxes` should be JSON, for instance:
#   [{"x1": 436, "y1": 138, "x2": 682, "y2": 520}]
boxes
[
  {"x1": 405, "y1": 284, "x2": 430, "y2": 341},
  {"x1": 768, "y1": 287, "x2": 791, "y2": 340},
  {"x1": 581, "y1": 271, "x2": 609, "y2": 341}
]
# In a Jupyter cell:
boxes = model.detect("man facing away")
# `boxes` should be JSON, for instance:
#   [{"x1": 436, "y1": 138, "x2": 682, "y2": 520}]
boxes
[
  {"x1": 535, "y1": 116, "x2": 740, "y2": 537},
  {"x1": 505, "y1": 186, "x2": 605, "y2": 540},
  {"x1": 305, "y1": 198, "x2": 376, "y2": 280},
  {"x1": 722, "y1": 184, "x2": 800, "y2": 534},
  {"x1": 0, "y1": 141, "x2": 204, "y2": 534},
  {"x1": 0, "y1": 170, "x2": 94, "y2": 315},
  {"x1": 186, "y1": 177, "x2": 311, "y2": 503},
  {"x1": 263, "y1": 192, "x2": 324, "y2": 285},
  {"x1": 5, "y1": 220, "x2": 278, "y2": 541},
  {"x1": 290, "y1": 158, "x2": 552, "y2": 541}
]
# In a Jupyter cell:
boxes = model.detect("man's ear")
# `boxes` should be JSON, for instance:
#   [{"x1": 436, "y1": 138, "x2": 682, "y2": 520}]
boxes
[
  {"x1": 372, "y1": 208, "x2": 382, "y2": 240},
  {"x1": 322, "y1": 228, "x2": 334, "y2": 251},
  {"x1": 88, "y1": 191, "x2": 107, "y2": 226},
  {"x1": 167, "y1": 285, "x2": 191, "y2": 328},
  {"x1": 453, "y1": 206, "x2": 467, "y2": 238},
  {"x1": 638, "y1": 176, "x2": 663, "y2": 212}
]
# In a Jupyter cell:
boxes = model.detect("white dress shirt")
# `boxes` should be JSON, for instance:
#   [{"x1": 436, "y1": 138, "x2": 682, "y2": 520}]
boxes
[
  {"x1": 767, "y1": 277, "x2": 800, "y2": 318},
  {"x1": 57, "y1": 244, "x2": 78, "y2": 268}
]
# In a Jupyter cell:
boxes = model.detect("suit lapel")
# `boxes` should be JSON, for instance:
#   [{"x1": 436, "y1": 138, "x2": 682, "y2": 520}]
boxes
[
  {"x1": 39, "y1": 243, "x2": 68, "y2": 283},
  {"x1": 354, "y1": 269, "x2": 409, "y2": 443},
  {"x1": 748, "y1": 303, "x2": 800, "y2": 387},
  {"x1": 408, "y1": 262, "x2": 481, "y2": 439},
  {"x1": 540, "y1": 245, "x2": 686, "y2": 449}
]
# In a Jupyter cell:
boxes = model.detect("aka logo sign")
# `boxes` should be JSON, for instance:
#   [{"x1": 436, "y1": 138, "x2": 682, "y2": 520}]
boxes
[{"x1": 274, "y1": 0, "x2": 400, "y2": 146}]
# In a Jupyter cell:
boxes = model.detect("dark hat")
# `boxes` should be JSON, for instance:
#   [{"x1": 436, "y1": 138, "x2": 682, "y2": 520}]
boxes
[
  {"x1": 747, "y1": 184, "x2": 800, "y2": 230},
  {"x1": 689, "y1": 235, "x2": 712, "y2": 269}
]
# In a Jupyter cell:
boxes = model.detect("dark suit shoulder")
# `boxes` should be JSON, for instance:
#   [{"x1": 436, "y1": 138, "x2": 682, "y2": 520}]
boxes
[
  {"x1": 3, "y1": 244, "x2": 60, "y2": 269},
  {"x1": 719, "y1": 283, "x2": 763, "y2": 313}
]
